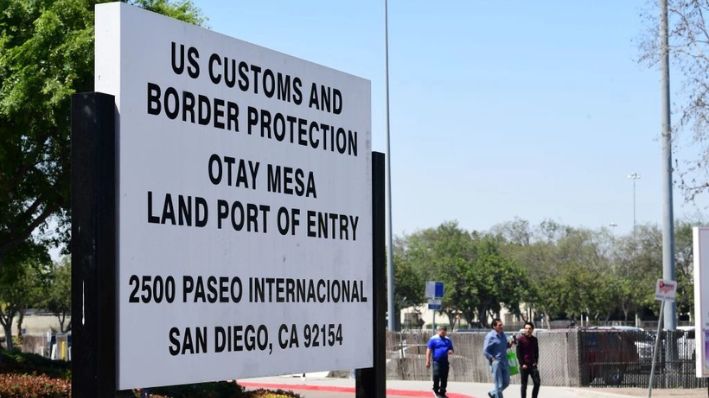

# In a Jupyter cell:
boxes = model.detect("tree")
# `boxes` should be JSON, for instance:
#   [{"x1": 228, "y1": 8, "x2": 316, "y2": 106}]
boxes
[
  {"x1": 501, "y1": 223, "x2": 629, "y2": 324},
  {"x1": 640, "y1": 0, "x2": 709, "y2": 200},
  {"x1": 0, "y1": 0, "x2": 204, "y2": 275},
  {"x1": 394, "y1": 218, "x2": 698, "y2": 328},
  {"x1": 673, "y1": 220, "x2": 701, "y2": 319},
  {"x1": 395, "y1": 222, "x2": 477, "y2": 330},
  {"x1": 490, "y1": 217, "x2": 532, "y2": 245},
  {"x1": 470, "y1": 237, "x2": 529, "y2": 327},
  {"x1": 395, "y1": 222, "x2": 530, "y2": 328},
  {"x1": 46, "y1": 257, "x2": 72, "y2": 333},
  {"x1": 498, "y1": 221, "x2": 564, "y2": 321},
  {"x1": 0, "y1": 256, "x2": 50, "y2": 351}
]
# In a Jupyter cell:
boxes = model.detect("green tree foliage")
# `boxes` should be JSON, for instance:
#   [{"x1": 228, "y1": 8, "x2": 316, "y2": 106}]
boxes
[
  {"x1": 132, "y1": 0, "x2": 204, "y2": 24},
  {"x1": 469, "y1": 237, "x2": 529, "y2": 327},
  {"x1": 45, "y1": 257, "x2": 71, "y2": 333},
  {"x1": 674, "y1": 221, "x2": 701, "y2": 317},
  {"x1": 0, "y1": 256, "x2": 50, "y2": 351},
  {"x1": 0, "y1": 0, "x2": 204, "y2": 275},
  {"x1": 607, "y1": 226, "x2": 662, "y2": 322},
  {"x1": 0, "y1": 0, "x2": 90, "y2": 275},
  {"x1": 396, "y1": 222, "x2": 479, "y2": 329},
  {"x1": 392, "y1": 239, "x2": 425, "y2": 309},
  {"x1": 394, "y1": 222, "x2": 529, "y2": 328},
  {"x1": 396, "y1": 218, "x2": 698, "y2": 329}
]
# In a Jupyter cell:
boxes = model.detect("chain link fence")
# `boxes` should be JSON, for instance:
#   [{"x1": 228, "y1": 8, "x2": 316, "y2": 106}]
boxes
[{"x1": 386, "y1": 329, "x2": 708, "y2": 388}]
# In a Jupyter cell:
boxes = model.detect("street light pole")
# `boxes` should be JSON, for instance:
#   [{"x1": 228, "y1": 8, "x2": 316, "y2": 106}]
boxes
[
  {"x1": 384, "y1": 0, "x2": 396, "y2": 331},
  {"x1": 659, "y1": 0, "x2": 676, "y2": 331},
  {"x1": 627, "y1": 172, "x2": 640, "y2": 237}
]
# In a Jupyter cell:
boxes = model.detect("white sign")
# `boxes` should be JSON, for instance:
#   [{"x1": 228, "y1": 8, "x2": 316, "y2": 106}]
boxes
[
  {"x1": 693, "y1": 227, "x2": 709, "y2": 378},
  {"x1": 96, "y1": 3, "x2": 372, "y2": 389},
  {"x1": 654, "y1": 279, "x2": 677, "y2": 302}
]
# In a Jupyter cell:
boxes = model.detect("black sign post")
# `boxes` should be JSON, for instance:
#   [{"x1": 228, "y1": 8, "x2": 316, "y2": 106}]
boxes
[
  {"x1": 71, "y1": 92, "x2": 118, "y2": 398},
  {"x1": 355, "y1": 151, "x2": 387, "y2": 398}
]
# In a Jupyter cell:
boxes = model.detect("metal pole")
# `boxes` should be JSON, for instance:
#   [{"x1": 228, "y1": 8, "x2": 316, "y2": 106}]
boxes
[
  {"x1": 627, "y1": 172, "x2": 640, "y2": 238},
  {"x1": 633, "y1": 178, "x2": 636, "y2": 232},
  {"x1": 648, "y1": 300, "x2": 666, "y2": 398},
  {"x1": 632, "y1": 176, "x2": 637, "y2": 235},
  {"x1": 659, "y1": 0, "x2": 677, "y2": 331},
  {"x1": 429, "y1": 311, "x2": 434, "y2": 384},
  {"x1": 384, "y1": 0, "x2": 396, "y2": 331}
]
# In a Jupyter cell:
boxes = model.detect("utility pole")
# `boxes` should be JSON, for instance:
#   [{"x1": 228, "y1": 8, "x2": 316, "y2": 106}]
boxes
[
  {"x1": 384, "y1": 0, "x2": 396, "y2": 331},
  {"x1": 659, "y1": 0, "x2": 676, "y2": 331}
]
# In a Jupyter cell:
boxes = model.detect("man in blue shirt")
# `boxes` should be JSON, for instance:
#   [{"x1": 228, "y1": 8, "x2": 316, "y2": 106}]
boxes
[
  {"x1": 426, "y1": 325, "x2": 454, "y2": 398},
  {"x1": 483, "y1": 318, "x2": 515, "y2": 398}
]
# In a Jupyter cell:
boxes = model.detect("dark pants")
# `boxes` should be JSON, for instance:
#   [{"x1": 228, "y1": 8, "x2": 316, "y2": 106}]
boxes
[
  {"x1": 520, "y1": 366, "x2": 540, "y2": 398},
  {"x1": 432, "y1": 360, "x2": 449, "y2": 395}
]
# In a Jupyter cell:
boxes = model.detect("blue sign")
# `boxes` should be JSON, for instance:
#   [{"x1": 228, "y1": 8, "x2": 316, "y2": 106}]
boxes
[
  {"x1": 427, "y1": 297, "x2": 442, "y2": 311},
  {"x1": 425, "y1": 281, "x2": 444, "y2": 299}
]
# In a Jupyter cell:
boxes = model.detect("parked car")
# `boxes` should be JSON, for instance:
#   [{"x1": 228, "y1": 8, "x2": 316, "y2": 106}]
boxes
[
  {"x1": 676, "y1": 326, "x2": 696, "y2": 361},
  {"x1": 635, "y1": 326, "x2": 696, "y2": 364}
]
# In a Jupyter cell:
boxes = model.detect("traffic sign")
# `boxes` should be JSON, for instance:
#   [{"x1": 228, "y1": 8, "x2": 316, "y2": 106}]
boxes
[
  {"x1": 655, "y1": 279, "x2": 677, "y2": 301},
  {"x1": 427, "y1": 298, "x2": 442, "y2": 310},
  {"x1": 425, "y1": 281, "x2": 444, "y2": 299}
]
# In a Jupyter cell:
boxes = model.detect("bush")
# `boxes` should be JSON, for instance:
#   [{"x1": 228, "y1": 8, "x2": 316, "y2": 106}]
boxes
[
  {"x1": 0, "y1": 348, "x2": 301, "y2": 398},
  {"x1": 247, "y1": 388, "x2": 302, "y2": 397},
  {"x1": 0, "y1": 348, "x2": 71, "y2": 379},
  {"x1": 132, "y1": 383, "x2": 302, "y2": 398},
  {"x1": 0, "y1": 373, "x2": 70, "y2": 398},
  {"x1": 144, "y1": 380, "x2": 245, "y2": 397}
]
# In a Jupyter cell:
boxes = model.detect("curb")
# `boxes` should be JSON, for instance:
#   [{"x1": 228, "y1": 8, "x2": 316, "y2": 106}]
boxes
[
  {"x1": 237, "y1": 381, "x2": 476, "y2": 398},
  {"x1": 573, "y1": 389, "x2": 645, "y2": 398}
]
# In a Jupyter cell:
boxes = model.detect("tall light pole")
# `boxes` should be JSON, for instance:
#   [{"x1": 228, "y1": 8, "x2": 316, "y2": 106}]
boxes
[
  {"x1": 659, "y1": 0, "x2": 676, "y2": 331},
  {"x1": 627, "y1": 172, "x2": 640, "y2": 237},
  {"x1": 384, "y1": 0, "x2": 396, "y2": 331}
]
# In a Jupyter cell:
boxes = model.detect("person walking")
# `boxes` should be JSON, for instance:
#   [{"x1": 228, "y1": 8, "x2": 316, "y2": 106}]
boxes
[
  {"x1": 426, "y1": 325, "x2": 454, "y2": 398},
  {"x1": 516, "y1": 321, "x2": 540, "y2": 398},
  {"x1": 483, "y1": 319, "x2": 514, "y2": 398}
]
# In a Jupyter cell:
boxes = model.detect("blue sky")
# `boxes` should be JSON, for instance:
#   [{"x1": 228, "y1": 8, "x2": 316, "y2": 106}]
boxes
[{"x1": 192, "y1": 0, "x2": 707, "y2": 237}]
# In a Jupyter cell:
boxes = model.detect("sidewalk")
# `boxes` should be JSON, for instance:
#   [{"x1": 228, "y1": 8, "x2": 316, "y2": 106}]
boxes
[{"x1": 238, "y1": 375, "x2": 708, "y2": 398}]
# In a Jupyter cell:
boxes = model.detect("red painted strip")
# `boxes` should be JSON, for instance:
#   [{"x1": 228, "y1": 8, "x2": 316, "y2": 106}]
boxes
[{"x1": 237, "y1": 381, "x2": 475, "y2": 398}]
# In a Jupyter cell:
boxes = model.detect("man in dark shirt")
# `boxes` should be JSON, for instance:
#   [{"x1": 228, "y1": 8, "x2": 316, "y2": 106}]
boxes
[{"x1": 516, "y1": 321, "x2": 540, "y2": 398}]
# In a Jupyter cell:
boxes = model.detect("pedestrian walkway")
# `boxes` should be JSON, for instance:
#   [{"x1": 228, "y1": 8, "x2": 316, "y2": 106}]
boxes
[{"x1": 238, "y1": 375, "x2": 708, "y2": 398}]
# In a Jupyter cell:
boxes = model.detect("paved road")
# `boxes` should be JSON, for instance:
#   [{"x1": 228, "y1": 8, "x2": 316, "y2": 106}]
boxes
[{"x1": 238, "y1": 375, "x2": 709, "y2": 398}]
